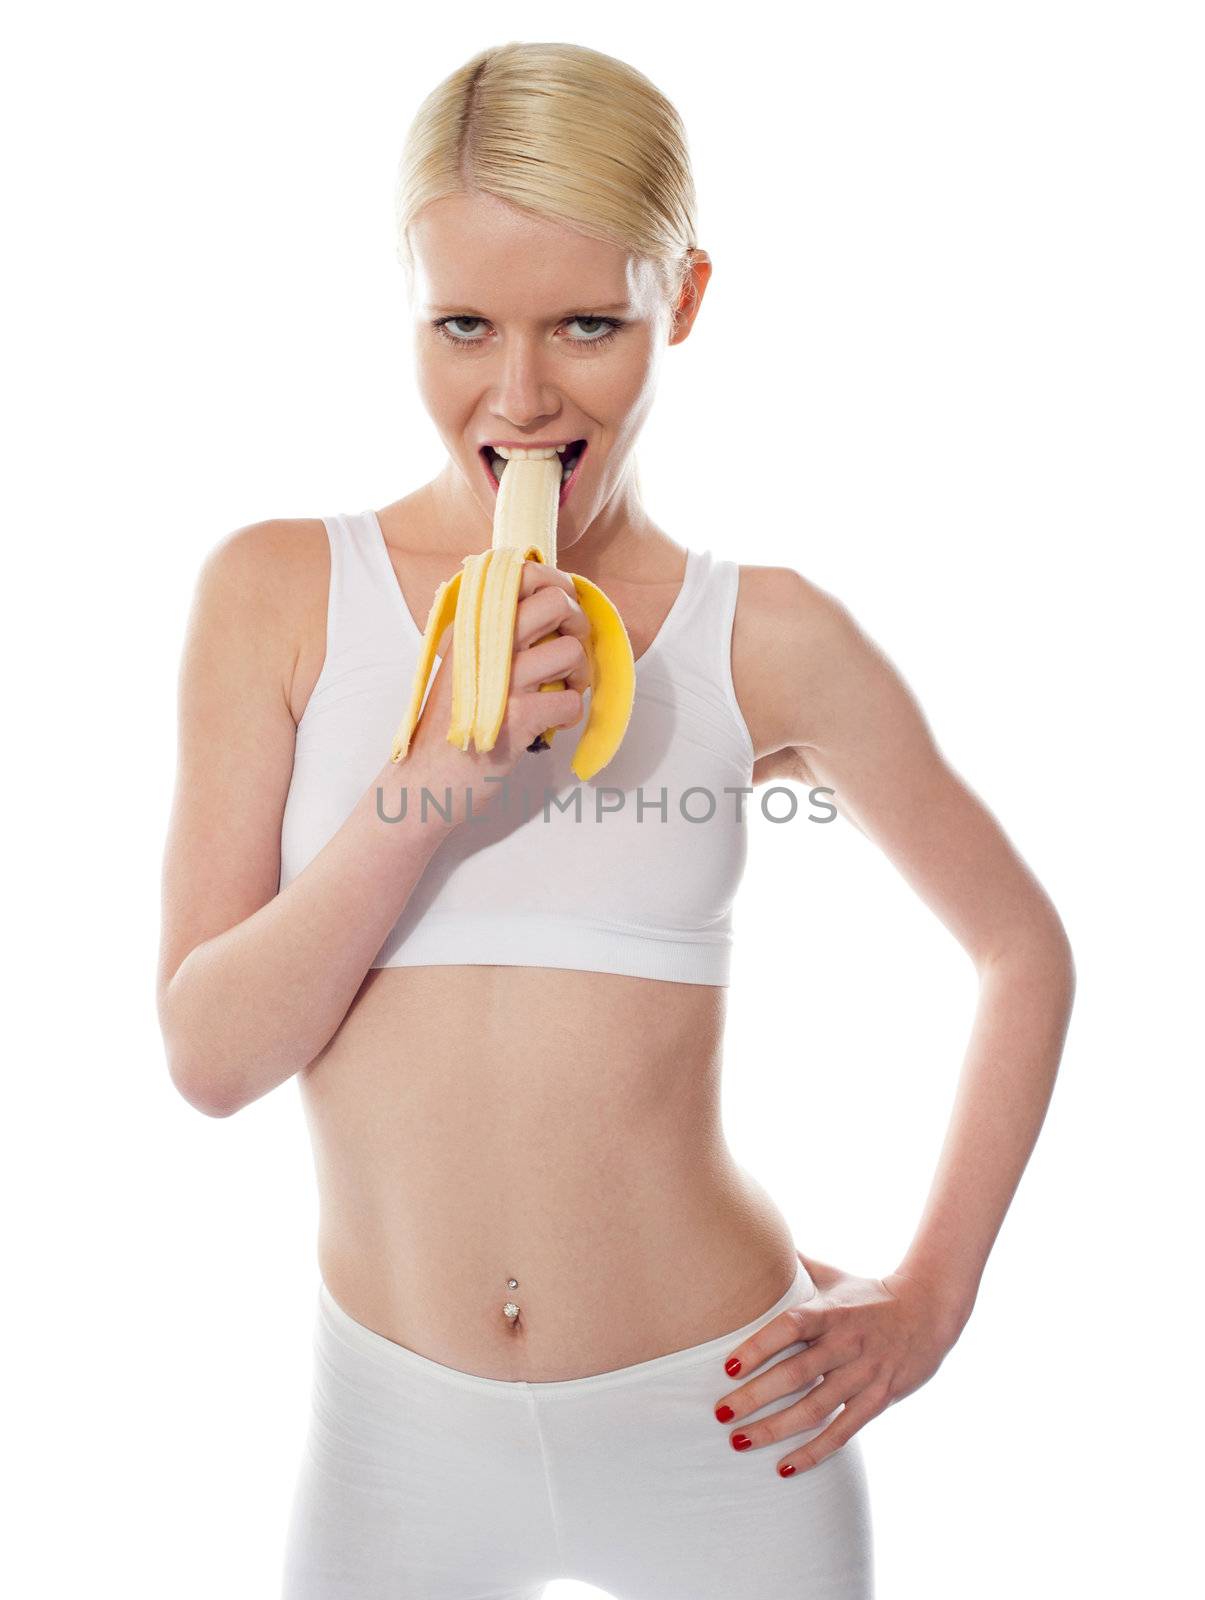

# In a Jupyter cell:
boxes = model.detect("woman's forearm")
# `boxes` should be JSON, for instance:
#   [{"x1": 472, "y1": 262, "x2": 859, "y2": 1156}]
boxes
[
  {"x1": 892, "y1": 919, "x2": 1076, "y2": 1335},
  {"x1": 160, "y1": 756, "x2": 462, "y2": 1116}
]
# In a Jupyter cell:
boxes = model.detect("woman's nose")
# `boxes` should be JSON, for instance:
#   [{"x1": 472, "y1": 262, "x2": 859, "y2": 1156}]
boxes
[{"x1": 491, "y1": 341, "x2": 563, "y2": 416}]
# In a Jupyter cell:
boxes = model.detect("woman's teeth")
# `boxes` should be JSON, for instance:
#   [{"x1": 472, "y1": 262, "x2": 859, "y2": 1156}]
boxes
[{"x1": 489, "y1": 445, "x2": 580, "y2": 484}]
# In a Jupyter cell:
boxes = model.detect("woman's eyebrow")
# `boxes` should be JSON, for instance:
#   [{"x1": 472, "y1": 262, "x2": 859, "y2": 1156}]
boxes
[{"x1": 423, "y1": 302, "x2": 632, "y2": 315}]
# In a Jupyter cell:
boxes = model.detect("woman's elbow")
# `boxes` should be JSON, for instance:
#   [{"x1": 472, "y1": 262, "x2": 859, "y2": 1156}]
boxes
[{"x1": 168, "y1": 1051, "x2": 243, "y2": 1118}]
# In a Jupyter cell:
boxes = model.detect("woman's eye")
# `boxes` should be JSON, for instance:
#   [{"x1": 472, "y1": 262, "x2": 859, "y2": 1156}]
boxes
[
  {"x1": 431, "y1": 315, "x2": 624, "y2": 350},
  {"x1": 439, "y1": 317, "x2": 486, "y2": 339}
]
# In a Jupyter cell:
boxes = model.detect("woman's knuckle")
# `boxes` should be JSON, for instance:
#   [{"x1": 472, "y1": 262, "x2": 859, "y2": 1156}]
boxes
[
  {"x1": 788, "y1": 1306, "x2": 813, "y2": 1339},
  {"x1": 783, "y1": 1350, "x2": 814, "y2": 1384},
  {"x1": 800, "y1": 1395, "x2": 828, "y2": 1428}
]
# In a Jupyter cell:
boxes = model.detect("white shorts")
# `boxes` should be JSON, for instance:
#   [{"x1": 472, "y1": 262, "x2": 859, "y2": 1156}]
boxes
[{"x1": 281, "y1": 1256, "x2": 873, "y2": 1598}]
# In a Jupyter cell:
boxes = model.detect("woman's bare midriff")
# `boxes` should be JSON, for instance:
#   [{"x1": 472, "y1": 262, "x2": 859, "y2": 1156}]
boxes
[
  {"x1": 299, "y1": 962, "x2": 800, "y2": 1381},
  {"x1": 288, "y1": 491, "x2": 801, "y2": 1381}
]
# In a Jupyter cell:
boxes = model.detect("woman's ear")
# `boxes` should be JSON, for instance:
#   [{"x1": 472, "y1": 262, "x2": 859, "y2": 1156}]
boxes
[{"x1": 669, "y1": 249, "x2": 712, "y2": 345}]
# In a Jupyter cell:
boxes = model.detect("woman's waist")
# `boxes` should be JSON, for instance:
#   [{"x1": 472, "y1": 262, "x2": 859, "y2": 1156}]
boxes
[
  {"x1": 314, "y1": 1164, "x2": 799, "y2": 1382},
  {"x1": 301, "y1": 971, "x2": 729, "y2": 1175}
]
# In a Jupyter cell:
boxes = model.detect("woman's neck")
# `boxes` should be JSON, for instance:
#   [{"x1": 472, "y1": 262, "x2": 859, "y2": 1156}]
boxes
[{"x1": 416, "y1": 459, "x2": 675, "y2": 584}]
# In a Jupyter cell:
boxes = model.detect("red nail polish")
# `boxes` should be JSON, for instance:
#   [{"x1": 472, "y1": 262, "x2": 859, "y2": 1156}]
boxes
[
  {"x1": 725, "y1": 1358, "x2": 741, "y2": 1377},
  {"x1": 731, "y1": 1433, "x2": 752, "y2": 1451},
  {"x1": 779, "y1": 1463, "x2": 796, "y2": 1477},
  {"x1": 715, "y1": 1404, "x2": 735, "y2": 1422}
]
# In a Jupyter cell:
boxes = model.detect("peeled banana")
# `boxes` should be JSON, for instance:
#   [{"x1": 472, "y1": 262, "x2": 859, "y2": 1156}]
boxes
[{"x1": 389, "y1": 447, "x2": 636, "y2": 782}]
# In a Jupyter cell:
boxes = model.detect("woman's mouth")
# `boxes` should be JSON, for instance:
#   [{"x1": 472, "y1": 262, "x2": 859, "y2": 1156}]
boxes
[{"x1": 479, "y1": 439, "x2": 588, "y2": 508}]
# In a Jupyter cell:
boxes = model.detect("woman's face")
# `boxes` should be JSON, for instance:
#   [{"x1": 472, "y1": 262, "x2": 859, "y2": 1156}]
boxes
[{"x1": 407, "y1": 190, "x2": 704, "y2": 549}]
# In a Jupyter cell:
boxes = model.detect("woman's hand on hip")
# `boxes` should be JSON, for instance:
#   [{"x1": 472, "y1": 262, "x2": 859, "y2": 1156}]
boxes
[{"x1": 711, "y1": 1250, "x2": 964, "y2": 1478}]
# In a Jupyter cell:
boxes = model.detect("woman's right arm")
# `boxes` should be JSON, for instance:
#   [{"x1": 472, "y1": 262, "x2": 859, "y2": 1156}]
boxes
[
  {"x1": 156, "y1": 521, "x2": 589, "y2": 1118},
  {"x1": 155, "y1": 521, "x2": 453, "y2": 1116}
]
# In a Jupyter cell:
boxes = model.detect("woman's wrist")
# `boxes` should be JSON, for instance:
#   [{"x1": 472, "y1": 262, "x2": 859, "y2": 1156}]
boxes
[
  {"x1": 370, "y1": 752, "x2": 471, "y2": 835},
  {"x1": 889, "y1": 1254, "x2": 979, "y2": 1342},
  {"x1": 371, "y1": 743, "x2": 517, "y2": 832}
]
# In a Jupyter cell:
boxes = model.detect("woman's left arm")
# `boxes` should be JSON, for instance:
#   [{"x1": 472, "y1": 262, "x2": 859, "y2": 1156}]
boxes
[{"x1": 717, "y1": 568, "x2": 1076, "y2": 1473}]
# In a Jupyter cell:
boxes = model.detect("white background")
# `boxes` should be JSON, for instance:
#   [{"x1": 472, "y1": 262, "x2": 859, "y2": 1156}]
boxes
[{"x1": 4, "y1": 2, "x2": 1200, "y2": 1595}]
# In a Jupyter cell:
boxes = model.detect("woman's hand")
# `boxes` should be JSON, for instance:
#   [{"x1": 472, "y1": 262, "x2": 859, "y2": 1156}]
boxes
[
  {"x1": 409, "y1": 562, "x2": 593, "y2": 819},
  {"x1": 712, "y1": 1250, "x2": 966, "y2": 1478}
]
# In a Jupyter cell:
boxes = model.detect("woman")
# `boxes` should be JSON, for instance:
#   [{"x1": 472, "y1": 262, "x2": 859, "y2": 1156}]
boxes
[{"x1": 157, "y1": 41, "x2": 1075, "y2": 1600}]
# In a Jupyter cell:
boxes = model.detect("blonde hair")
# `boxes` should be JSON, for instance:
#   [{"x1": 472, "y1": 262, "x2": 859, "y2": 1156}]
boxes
[{"x1": 393, "y1": 41, "x2": 701, "y2": 333}]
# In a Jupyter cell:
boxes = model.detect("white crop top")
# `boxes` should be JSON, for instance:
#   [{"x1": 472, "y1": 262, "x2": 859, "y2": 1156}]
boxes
[{"x1": 278, "y1": 510, "x2": 756, "y2": 985}]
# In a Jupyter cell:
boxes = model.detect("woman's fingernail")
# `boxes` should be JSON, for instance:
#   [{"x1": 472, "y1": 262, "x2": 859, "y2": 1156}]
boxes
[
  {"x1": 715, "y1": 1404, "x2": 735, "y2": 1422},
  {"x1": 779, "y1": 1463, "x2": 796, "y2": 1477},
  {"x1": 725, "y1": 1358, "x2": 741, "y2": 1377},
  {"x1": 731, "y1": 1433, "x2": 752, "y2": 1451}
]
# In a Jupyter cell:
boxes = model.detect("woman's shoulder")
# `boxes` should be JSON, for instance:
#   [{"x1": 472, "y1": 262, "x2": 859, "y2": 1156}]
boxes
[
  {"x1": 200, "y1": 514, "x2": 330, "y2": 595},
  {"x1": 731, "y1": 562, "x2": 868, "y2": 763},
  {"x1": 197, "y1": 516, "x2": 333, "y2": 726},
  {"x1": 732, "y1": 561, "x2": 852, "y2": 652}
]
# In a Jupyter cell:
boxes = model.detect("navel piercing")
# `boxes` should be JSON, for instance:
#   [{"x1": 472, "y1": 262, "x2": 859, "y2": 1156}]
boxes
[{"x1": 503, "y1": 1276, "x2": 520, "y2": 1324}]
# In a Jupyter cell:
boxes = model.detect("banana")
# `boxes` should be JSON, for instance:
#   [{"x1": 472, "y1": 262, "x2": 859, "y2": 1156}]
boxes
[{"x1": 389, "y1": 448, "x2": 637, "y2": 782}]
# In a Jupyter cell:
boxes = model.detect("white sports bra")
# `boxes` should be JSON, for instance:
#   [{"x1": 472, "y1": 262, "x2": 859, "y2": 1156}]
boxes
[{"x1": 278, "y1": 510, "x2": 756, "y2": 985}]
